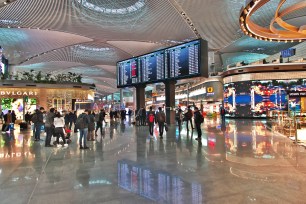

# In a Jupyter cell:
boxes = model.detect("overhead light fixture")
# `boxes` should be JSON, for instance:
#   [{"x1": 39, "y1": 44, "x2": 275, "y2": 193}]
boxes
[{"x1": 239, "y1": 0, "x2": 306, "y2": 42}]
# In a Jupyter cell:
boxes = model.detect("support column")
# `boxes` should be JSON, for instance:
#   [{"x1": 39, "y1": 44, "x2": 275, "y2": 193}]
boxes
[
  {"x1": 135, "y1": 85, "x2": 145, "y2": 112},
  {"x1": 165, "y1": 81, "x2": 176, "y2": 125},
  {"x1": 120, "y1": 89, "x2": 124, "y2": 108},
  {"x1": 187, "y1": 83, "x2": 190, "y2": 106}
]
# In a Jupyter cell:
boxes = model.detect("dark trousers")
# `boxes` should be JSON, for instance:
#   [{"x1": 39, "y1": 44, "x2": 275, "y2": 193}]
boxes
[
  {"x1": 45, "y1": 126, "x2": 54, "y2": 146},
  {"x1": 195, "y1": 122, "x2": 202, "y2": 138},
  {"x1": 34, "y1": 124, "x2": 42, "y2": 140},
  {"x1": 221, "y1": 115, "x2": 225, "y2": 122},
  {"x1": 148, "y1": 122, "x2": 154, "y2": 135},
  {"x1": 158, "y1": 122, "x2": 164, "y2": 136},
  {"x1": 186, "y1": 119, "x2": 193, "y2": 130},
  {"x1": 141, "y1": 116, "x2": 146, "y2": 126},
  {"x1": 95, "y1": 121, "x2": 103, "y2": 134},
  {"x1": 55, "y1": 127, "x2": 66, "y2": 144},
  {"x1": 69, "y1": 121, "x2": 74, "y2": 130},
  {"x1": 177, "y1": 119, "x2": 182, "y2": 131}
]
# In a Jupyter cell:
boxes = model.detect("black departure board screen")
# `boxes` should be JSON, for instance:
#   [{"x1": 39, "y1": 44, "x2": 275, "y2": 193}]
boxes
[
  {"x1": 139, "y1": 50, "x2": 166, "y2": 83},
  {"x1": 116, "y1": 39, "x2": 208, "y2": 88},
  {"x1": 168, "y1": 40, "x2": 201, "y2": 79},
  {"x1": 117, "y1": 58, "x2": 140, "y2": 87}
]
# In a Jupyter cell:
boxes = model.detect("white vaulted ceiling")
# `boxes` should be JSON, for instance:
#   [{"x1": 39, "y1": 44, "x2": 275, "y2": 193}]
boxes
[{"x1": 0, "y1": 0, "x2": 304, "y2": 95}]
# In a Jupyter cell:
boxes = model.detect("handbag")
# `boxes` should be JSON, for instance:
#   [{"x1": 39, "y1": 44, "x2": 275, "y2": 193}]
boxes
[{"x1": 164, "y1": 123, "x2": 168, "y2": 132}]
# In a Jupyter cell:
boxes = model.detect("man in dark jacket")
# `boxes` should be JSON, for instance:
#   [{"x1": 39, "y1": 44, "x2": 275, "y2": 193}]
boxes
[
  {"x1": 185, "y1": 106, "x2": 194, "y2": 131},
  {"x1": 194, "y1": 107, "x2": 203, "y2": 142},
  {"x1": 45, "y1": 108, "x2": 55, "y2": 147},
  {"x1": 141, "y1": 107, "x2": 146, "y2": 126},
  {"x1": 33, "y1": 107, "x2": 44, "y2": 141},
  {"x1": 77, "y1": 110, "x2": 90, "y2": 149},
  {"x1": 155, "y1": 107, "x2": 166, "y2": 138}
]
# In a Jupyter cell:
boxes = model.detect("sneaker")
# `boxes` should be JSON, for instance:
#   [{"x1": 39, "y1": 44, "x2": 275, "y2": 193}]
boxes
[
  {"x1": 80, "y1": 146, "x2": 84, "y2": 149},
  {"x1": 195, "y1": 137, "x2": 201, "y2": 141},
  {"x1": 160, "y1": 136, "x2": 163, "y2": 139},
  {"x1": 83, "y1": 146, "x2": 89, "y2": 149}
]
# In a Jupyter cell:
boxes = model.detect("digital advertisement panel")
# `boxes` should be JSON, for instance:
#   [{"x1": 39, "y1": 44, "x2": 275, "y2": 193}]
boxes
[{"x1": 224, "y1": 79, "x2": 306, "y2": 117}]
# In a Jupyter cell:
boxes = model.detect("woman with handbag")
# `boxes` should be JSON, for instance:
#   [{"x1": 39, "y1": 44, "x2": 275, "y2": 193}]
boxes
[{"x1": 53, "y1": 112, "x2": 66, "y2": 146}]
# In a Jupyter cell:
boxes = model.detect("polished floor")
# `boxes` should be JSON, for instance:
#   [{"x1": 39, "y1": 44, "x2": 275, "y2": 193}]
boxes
[{"x1": 0, "y1": 118, "x2": 306, "y2": 204}]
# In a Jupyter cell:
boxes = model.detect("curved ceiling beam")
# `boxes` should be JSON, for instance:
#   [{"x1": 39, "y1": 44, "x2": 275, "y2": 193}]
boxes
[{"x1": 240, "y1": 0, "x2": 306, "y2": 42}]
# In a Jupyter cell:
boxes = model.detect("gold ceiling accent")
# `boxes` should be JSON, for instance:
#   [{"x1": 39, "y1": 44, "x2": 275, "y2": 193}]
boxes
[{"x1": 239, "y1": 0, "x2": 306, "y2": 42}]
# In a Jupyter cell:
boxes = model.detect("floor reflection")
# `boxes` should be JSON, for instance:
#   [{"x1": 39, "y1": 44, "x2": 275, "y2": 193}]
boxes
[
  {"x1": 0, "y1": 118, "x2": 305, "y2": 203},
  {"x1": 118, "y1": 159, "x2": 202, "y2": 204}
]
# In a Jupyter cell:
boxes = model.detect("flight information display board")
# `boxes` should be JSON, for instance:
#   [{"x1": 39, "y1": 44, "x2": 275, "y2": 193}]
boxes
[
  {"x1": 117, "y1": 58, "x2": 140, "y2": 87},
  {"x1": 117, "y1": 39, "x2": 208, "y2": 88},
  {"x1": 139, "y1": 50, "x2": 166, "y2": 83},
  {"x1": 168, "y1": 40, "x2": 200, "y2": 79}
]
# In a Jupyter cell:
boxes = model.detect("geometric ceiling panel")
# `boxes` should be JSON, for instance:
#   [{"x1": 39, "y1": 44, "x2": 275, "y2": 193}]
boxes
[
  {"x1": 54, "y1": 66, "x2": 115, "y2": 78},
  {"x1": 221, "y1": 52, "x2": 269, "y2": 67},
  {"x1": 0, "y1": 28, "x2": 92, "y2": 65},
  {"x1": 0, "y1": 0, "x2": 305, "y2": 95},
  {"x1": 12, "y1": 61, "x2": 84, "y2": 72},
  {"x1": 95, "y1": 65, "x2": 116, "y2": 76},
  {"x1": 21, "y1": 42, "x2": 130, "y2": 66},
  {"x1": 107, "y1": 41, "x2": 166, "y2": 57},
  {"x1": 220, "y1": 36, "x2": 299, "y2": 55}
]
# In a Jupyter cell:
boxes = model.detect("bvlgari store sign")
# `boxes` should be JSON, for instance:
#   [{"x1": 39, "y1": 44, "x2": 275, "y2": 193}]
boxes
[{"x1": 0, "y1": 90, "x2": 38, "y2": 96}]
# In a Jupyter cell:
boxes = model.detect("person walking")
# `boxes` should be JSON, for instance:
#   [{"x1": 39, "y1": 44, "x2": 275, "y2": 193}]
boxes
[
  {"x1": 147, "y1": 107, "x2": 155, "y2": 137},
  {"x1": 176, "y1": 108, "x2": 183, "y2": 131},
  {"x1": 45, "y1": 108, "x2": 55, "y2": 147},
  {"x1": 11, "y1": 110, "x2": 16, "y2": 124},
  {"x1": 194, "y1": 107, "x2": 204, "y2": 142},
  {"x1": 25, "y1": 111, "x2": 31, "y2": 125},
  {"x1": 184, "y1": 106, "x2": 194, "y2": 131},
  {"x1": 141, "y1": 107, "x2": 146, "y2": 126},
  {"x1": 87, "y1": 110, "x2": 95, "y2": 141},
  {"x1": 68, "y1": 110, "x2": 75, "y2": 130},
  {"x1": 3, "y1": 110, "x2": 12, "y2": 132},
  {"x1": 76, "y1": 110, "x2": 89, "y2": 149},
  {"x1": 220, "y1": 105, "x2": 226, "y2": 122},
  {"x1": 32, "y1": 107, "x2": 44, "y2": 141},
  {"x1": 155, "y1": 107, "x2": 166, "y2": 138},
  {"x1": 95, "y1": 109, "x2": 105, "y2": 136}
]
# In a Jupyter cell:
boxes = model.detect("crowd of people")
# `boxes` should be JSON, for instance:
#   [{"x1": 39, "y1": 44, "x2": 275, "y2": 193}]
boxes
[{"x1": 0, "y1": 104, "x2": 226, "y2": 147}]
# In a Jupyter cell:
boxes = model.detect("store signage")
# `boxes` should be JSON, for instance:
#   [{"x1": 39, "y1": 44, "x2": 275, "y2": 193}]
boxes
[
  {"x1": 0, "y1": 90, "x2": 38, "y2": 96},
  {"x1": 288, "y1": 91, "x2": 306, "y2": 97},
  {"x1": 207, "y1": 87, "x2": 214, "y2": 93}
]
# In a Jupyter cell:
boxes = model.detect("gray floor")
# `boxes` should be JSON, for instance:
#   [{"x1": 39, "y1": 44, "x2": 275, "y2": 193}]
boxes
[{"x1": 0, "y1": 118, "x2": 306, "y2": 204}]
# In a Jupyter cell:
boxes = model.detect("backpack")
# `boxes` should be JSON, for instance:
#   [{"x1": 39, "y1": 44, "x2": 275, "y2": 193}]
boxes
[
  {"x1": 148, "y1": 113, "x2": 155, "y2": 123},
  {"x1": 31, "y1": 114, "x2": 38, "y2": 123},
  {"x1": 199, "y1": 114, "x2": 204, "y2": 123},
  {"x1": 158, "y1": 112, "x2": 165, "y2": 123},
  {"x1": 75, "y1": 116, "x2": 85, "y2": 129}
]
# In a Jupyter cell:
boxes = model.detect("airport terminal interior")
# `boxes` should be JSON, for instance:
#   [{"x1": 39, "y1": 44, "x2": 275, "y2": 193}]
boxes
[{"x1": 0, "y1": 0, "x2": 306, "y2": 203}]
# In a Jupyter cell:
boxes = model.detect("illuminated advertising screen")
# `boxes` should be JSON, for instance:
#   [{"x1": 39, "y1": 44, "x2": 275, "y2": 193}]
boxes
[
  {"x1": 224, "y1": 79, "x2": 306, "y2": 117},
  {"x1": 117, "y1": 58, "x2": 140, "y2": 88}
]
